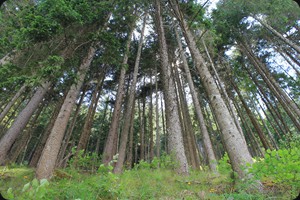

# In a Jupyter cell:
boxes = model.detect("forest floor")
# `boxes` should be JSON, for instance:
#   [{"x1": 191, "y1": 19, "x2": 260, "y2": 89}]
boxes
[{"x1": 0, "y1": 162, "x2": 298, "y2": 200}]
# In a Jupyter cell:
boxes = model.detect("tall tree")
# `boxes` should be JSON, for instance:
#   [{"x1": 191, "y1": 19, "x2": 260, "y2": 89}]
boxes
[
  {"x1": 169, "y1": 0, "x2": 253, "y2": 178},
  {"x1": 154, "y1": 0, "x2": 189, "y2": 174}
]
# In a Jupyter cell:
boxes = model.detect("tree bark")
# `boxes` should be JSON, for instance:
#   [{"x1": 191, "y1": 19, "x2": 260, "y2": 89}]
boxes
[
  {"x1": 232, "y1": 81, "x2": 272, "y2": 150},
  {"x1": 155, "y1": 0, "x2": 189, "y2": 174},
  {"x1": 0, "y1": 85, "x2": 27, "y2": 123},
  {"x1": 76, "y1": 74, "x2": 105, "y2": 154},
  {"x1": 239, "y1": 42, "x2": 300, "y2": 131},
  {"x1": 175, "y1": 29, "x2": 217, "y2": 172},
  {"x1": 170, "y1": 0, "x2": 253, "y2": 178},
  {"x1": 114, "y1": 16, "x2": 146, "y2": 173},
  {"x1": 0, "y1": 81, "x2": 50, "y2": 165},
  {"x1": 251, "y1": 15, "x2": 300, "y2": 54},
  {"x1": 36, "y1": 46, "x2": 96, "y2": 179},
  {"x1": 29, "y1": 94, "x2": 66, "y2": 167},
  {"x1": 102, "y1": 29, "x2": 134, "y2": 165},
  {"x1": 55, "y1": 87, "x2": 87, "y2": 168}
]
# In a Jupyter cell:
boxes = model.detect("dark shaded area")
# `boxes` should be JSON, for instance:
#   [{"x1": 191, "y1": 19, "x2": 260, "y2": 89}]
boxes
[
  {"x1": 0, "y1": 0, "x2": 7, "y2": 7},
  {"x1": 294, "y1": 0, "x2": 300, "y2": 7},
  {"x1": 294, "y1": 193, "x2": 300, "y2": 200},
  {"x1": 0, "y1": 193, "x2": 7, "y2": 200}
]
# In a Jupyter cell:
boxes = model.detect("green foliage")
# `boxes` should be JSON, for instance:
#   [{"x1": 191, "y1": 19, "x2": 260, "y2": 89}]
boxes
[
  {"x1": 68, "y1": 147, "x2": 102, "y2": 172},
  {"x1": 217, "y1": 153, "x2": 233, "y2": 174},
  {"x1": 250, "y1": 147, "x2": 300, "y2": 189}
]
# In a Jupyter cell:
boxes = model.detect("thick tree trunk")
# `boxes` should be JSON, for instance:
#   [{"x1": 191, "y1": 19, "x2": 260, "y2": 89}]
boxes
[
  {"x1": 155, "y1": 0, "x2": 189, "y2": 174},
  {"x1": 114, "y1": 16, "x2": 146, "y2": 173},
  {"x1": 102, "y1": 29, "x2": 134, "y2": 165},
  {"x1": 0, "y1": 81, "x2": 50, "y2": 165},
  {"x1": 170, "y1": 0, "x2": 252, "y2": 177},
  {"x1": 55, "y1": 88, "x2": 87, "y2": 168},
  {"x1": 0, "y1": 85, "x2": 27, "y2": 123},
  {"x1": 36, "y1": 46, "x2": 96, "y2": 179},
  {"x1": 175, "y1": 29, "x2": 217, "y2": 172},
  {"x1": 29, "y1": 95, "x2": 66, "y2": 167}
]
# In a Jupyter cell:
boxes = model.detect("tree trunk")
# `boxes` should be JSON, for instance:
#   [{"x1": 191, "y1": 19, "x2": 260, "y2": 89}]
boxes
[
  {"x1": 0, "y1": 81, "x2": 50, "y2": 165},
  {"x1": 114, "y1": 16, "x2": 146, "y2": 173},
  {"x1": 0, "y1": 85, "x2": 27, "y2": 123},
  {"x1": 76, "y1": 74, "x2": 105, "y2": 154},
  {"x1": 155, "y1": 67, "x2": 161, "y2": 158},
  {"x1": 102, "y1": 29, "x2": 134, "y2": 165},
  {"x1": 170, "y1": 0, "x2": 253, "y2": 178},
  {"x1": 8, "y1": 103, "x2": 43, "y2": 163},
  {"x1": 175, "y1": 29, "x2": 217, "y2": 172},
  {"x1": 55, "y1": 87, "x2": 87, "y2": 168},
  {"x1": 36, "y1": 46, "x2": 96, "y2": 179},
  {"x1": 251, "y1": 15, "x2": 300, "y2": 54},
  {"x1": 155, "y1": 0, "x2": 189, "y2": 174},
  {"x1": 232, "y1": 81, "x2": 272, "y2": 150},
  {"x1": 239, "y1": 42, "x2": 300, "y2": 131},
  {"x1": 29, "y1": 95, "x2": 66, "y2": 167}
]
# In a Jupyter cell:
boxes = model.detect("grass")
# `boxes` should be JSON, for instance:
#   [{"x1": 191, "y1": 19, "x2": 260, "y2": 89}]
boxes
[{"x1": 0, "y1": 164, "x2": 296, "y2": 200}]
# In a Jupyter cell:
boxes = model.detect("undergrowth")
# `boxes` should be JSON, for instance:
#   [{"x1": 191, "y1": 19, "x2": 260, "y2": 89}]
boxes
[{"x1": 1, "y1": 146, "x2": 299, "y2": 199}]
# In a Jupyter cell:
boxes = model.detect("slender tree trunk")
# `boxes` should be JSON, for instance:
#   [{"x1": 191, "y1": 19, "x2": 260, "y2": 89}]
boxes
[
  {"x1": 232, "y1": 81, "x2": 272, "y2": 150},
  {"x1": 8, "y1": 103, "x2": 43, "y2": 163},
  {"x1": 114, "y1": 16, "x2": 146, "y2": 173},
  {"x1": 95, "y1": 99, "x2": 109, "y2": 156},
  {"x1": 149, "y1": 74, "x2": 154, "y2": 161},
  {"x1": 170, "y1": 0, "x2": 252, "y2": 177},
  {"x1": 0, "y1": 85, "x2": 27, "y2": 123},
  {"x1": 175, "y1": 29, "x2": 217, "y2": 172},
  {"x1": 126, "y1": 105, "x2": 135, "y2": 169},
  {"x1": 102, "y1": 29, "x2": 134, "y2": 165},
  {"x1": 36, "y1": 45, "x2": 96, "y2": 179},
  {"x1": 240, "y1": 42, "x2": 300, "y2": 131},
  {"x1": 155, "y1": 67, "x2": 161, "y2": 158},
  {"x1": 155, "y1": 0, "x2": 189, "y2": 174},
  {"x1": 251, "y1": 15, "x2": 300, "y2": 54},
  {"x1": 139, "y1": 98, "x2": 145, "y2": 161},
  {"x1": 0, "y1": 81, "x2": 50, "y2": 165},
  {"x1": 76, "y1": 74, "x2": 105, "y2": 154}
]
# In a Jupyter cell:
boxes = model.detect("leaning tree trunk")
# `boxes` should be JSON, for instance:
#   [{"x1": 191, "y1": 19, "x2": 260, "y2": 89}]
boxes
[
  {"x1": 239, "y1": 42, "x2": 300, "y2": 132},
  {"x1": 102, "y1": 28, "x2": 134, "y2": 166},
  {"x1": 114, "y1": 15, "x2": 146, "y2": 173},
  {"x1": 169, "y1": 0, "x2": 252, "y2": 178},
  {"x1": 36, "y1": 46, "x2": 96, "y2": 180},
  {"x1": 175, "y1": 29, "x2": 217, "y2": 172},
  {"x1": 232, "y1": 81, "x2": 272, "y2": 150},
  {"x1": 29, "y1": 94, "x2": 66, "y2": 167},
  {"x1": 155, "y1": 0, "x2": 189, "y2": 174},
  {"x1": 251, "y1": 14, "x2": 300, "y2": 54},
  {"x1": 76, "y1": 74, "x2": 105, "y2": 155},
  {"x1": 0, "y1": 81, "x2": 50, "y2": 165},
  {"x1": 0, "y1": 85, "x2": 27, "y2": 123}
]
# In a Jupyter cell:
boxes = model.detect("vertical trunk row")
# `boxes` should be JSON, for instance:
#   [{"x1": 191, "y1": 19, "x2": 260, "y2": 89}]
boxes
[
  {"x1": 169, "y1": 0, "x2": 252, "y2": 178},
  {"x1": 175, "y1": 29, "x2": 217, "y2": 172},
  {"x1": 114, "y1": 15, "x2": 146, "y2": 173},
  {"x1": 102, "y1": 29, "x2": 134, "y2": 165},
  {"x1": 155, "y1": 0, "x2": 189, "y2": 174},
  {"x1": 77, "y1": 73, "x2": 105, "y2": 154}
]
